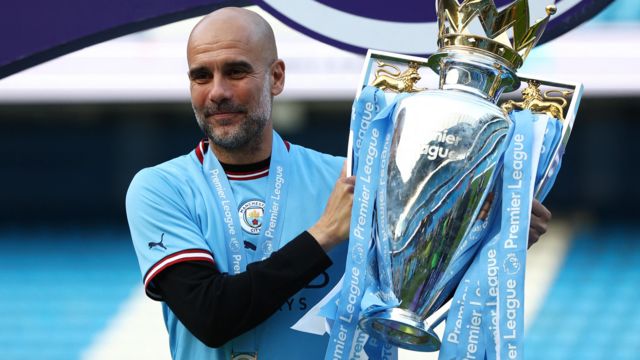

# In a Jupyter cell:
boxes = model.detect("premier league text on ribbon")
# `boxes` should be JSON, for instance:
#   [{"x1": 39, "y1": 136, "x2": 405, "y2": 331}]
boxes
[
  {"x1": 355, "y1": 101, "x2": 378, "y2": 152},
  {"x1": 505, "y1": 134, "x2": 527, "y2": 253},
  {"x1": 446, "y1": 279, "x2": 484, "y2": 358},
  {"x1": 264, "y1": 165, "x2": 285, "y2": 239},
  {"x1": 326, "y1": 87, "x2": 391, "y2": 360},
  {"x1": 332, "y1": 127, "x2": 381, "y2": 360},
  {"x1": 209, "y1": 168, "x2": 238, "y2": 240},
  {"x1": 353, "y1": 127, "x2": 379, "y2": 241},
  {"x1": 502, "y1": 132, "x2": 528, "y2": 358},
  {"x1": 331, "y1": 266, "x2": 361, "y2": 359},
  {"x1": 209, "y1": 167, "x2": 245, "y2": 274}
]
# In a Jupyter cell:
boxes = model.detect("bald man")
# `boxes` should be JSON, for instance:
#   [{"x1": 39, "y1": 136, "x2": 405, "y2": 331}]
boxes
[{"x1": 127, "y1": 7, "x2": 355, "y2": 360}]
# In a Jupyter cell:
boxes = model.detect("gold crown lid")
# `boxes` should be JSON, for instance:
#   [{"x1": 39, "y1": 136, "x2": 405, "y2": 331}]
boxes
[{"x1": 437, "y1": 0, "x2": 556, "y2": 70}]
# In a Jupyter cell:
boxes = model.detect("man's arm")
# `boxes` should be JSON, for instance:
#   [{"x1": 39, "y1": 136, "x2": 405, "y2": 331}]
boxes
[
  {"x1": 150, "y1": 165, "x2": 356, "y2": 348},
  {"x1": 153, "y1": 231, "x2": 331, "y2": 348}
]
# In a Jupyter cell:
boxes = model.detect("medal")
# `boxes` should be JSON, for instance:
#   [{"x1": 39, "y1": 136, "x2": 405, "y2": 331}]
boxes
[{"x1": 231, "y1": 352, "x2": 258, "y2": 360}]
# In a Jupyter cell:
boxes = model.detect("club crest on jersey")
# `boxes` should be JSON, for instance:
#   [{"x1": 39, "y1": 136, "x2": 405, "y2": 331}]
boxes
[{"x1": 238, "y1": 199, "x2": 265, "y2": 235}]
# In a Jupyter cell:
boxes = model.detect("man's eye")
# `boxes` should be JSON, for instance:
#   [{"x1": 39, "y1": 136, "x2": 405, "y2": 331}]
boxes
[
  {"x1": 190, "y1": 70, "x2": 212, "y2": 83},
  {"x1": 228, "y1": 68, "x2": 249, "y2": 79}
]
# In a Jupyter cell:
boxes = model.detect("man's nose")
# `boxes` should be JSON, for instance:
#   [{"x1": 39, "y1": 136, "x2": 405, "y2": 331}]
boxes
[{"x1": 208, "y1": 76, "x2": 232, "y2": 103}]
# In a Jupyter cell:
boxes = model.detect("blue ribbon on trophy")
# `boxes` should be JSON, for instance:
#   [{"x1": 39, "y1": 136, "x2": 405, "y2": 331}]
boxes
[
  {"x1": 291, "y1": 1, "x2": 584, "y2": 359},
  {"x1": 439, "y1": 110, "x2": 551, "y2": 360},
  {"x1": 322, "y1": 86, "x2": 402, "y2": 360},
  {"x1": 317, "y1": 95, "x2": 564, "y2": 360}
]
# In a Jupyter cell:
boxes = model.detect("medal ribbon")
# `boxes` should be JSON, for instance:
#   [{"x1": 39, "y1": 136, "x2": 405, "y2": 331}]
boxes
[{"x1": 203, "y1": 130, "x2": 291, "y2": 354}]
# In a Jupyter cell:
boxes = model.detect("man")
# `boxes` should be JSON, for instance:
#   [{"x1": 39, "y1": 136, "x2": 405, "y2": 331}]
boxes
[{"x1": 126, "y1": 7, "x2": 552, "y2": 360}]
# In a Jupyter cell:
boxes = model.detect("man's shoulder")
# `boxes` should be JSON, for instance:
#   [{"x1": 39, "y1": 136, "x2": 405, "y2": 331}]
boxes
[
  {"x1": 128, "y1": 152, "x2": 200, "y2": 195},
  {"x1": 289, "y1": 143, "x2": 344, "y2": 171},
  {"x1": 142, "y1": 149, "x2": 200, "y2": 176}
]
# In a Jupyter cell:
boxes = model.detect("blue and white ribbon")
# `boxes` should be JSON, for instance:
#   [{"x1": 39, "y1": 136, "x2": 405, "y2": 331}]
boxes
[
  {"x1": 314, "y1": 91, "x2": 564, "y2": 360},
  {"x1": 440, "y1": 110, "x2": 556, "y2": 360},
  {"x1": 204, "y1": 131, "x2": 291, "y2": 270},
  {"x1": 325, "y1": 86, "x2": 393, "y2": 360},
  {"x1": 203, "y1": 130, "x2": 291, "y2": 354}
]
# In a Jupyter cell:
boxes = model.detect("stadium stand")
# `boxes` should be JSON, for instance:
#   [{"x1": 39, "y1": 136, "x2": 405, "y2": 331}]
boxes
[
  {"x1": 0, "y1": 229, "x2": 139, "y2": 360},
  {"x1": 527, "y1": 226, "x2": 640, "y2": 359}
]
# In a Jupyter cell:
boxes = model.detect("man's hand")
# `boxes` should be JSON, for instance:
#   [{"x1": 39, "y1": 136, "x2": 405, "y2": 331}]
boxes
[
  {"x1": 528, "y1": 199, "x2": 552, "y2": 248},
  {"x1": 478, "y1": 194, "x2": 552, "y2": 248},
  {"x1": 308, "y1": 162, "x2": 356, "y2": 252}
]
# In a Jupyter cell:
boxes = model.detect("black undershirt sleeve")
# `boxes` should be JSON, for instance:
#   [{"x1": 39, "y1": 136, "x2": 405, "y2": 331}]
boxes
[{"x1": 152, "y1": 231, "x2": 332, "y2": 348}]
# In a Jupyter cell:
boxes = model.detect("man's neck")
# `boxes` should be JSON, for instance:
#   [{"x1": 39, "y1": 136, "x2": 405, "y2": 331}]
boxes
[{"x1": 209, "y1": 137, "x2": 272, "y2": 165}]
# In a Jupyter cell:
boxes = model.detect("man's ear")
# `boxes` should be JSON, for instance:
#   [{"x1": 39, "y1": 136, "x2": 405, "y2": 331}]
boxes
[{"x1": 270, "y1": 59, "x2": 285, "y2": 96}]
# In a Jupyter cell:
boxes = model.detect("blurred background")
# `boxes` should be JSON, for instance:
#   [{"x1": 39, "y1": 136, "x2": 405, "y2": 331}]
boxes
[{"x1": 0, "y1": 1, "x2": 639, "y2": 359}]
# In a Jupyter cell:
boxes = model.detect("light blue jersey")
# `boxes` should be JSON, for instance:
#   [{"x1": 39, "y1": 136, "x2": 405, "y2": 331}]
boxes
[{"x1": 126, "y1": 137, "x2": 346, "y2": 360}]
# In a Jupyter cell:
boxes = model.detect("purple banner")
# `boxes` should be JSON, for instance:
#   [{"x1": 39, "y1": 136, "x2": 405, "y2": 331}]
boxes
[
  {"x1": 0, "y1": 0, "x2": 250, "y2": 78},
  {"x1": 0, "y1": 0, "x2": 615, "y2": 79},
  {"x1": 313, "y1": 0, "x2": 515, "y2": 22},
  {"x1": 256, "y1": 0, "x2": 614, "y2": 56}
]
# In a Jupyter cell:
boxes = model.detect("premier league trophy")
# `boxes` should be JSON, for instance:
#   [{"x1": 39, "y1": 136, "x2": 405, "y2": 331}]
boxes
[{"x1": 350, "y1": 0, "x2": 581, "y2": 353}]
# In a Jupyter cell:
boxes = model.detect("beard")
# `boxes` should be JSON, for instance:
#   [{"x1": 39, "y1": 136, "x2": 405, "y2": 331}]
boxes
[{"x1": 194, "y1": 78, "x2": 272, "y2": 151}]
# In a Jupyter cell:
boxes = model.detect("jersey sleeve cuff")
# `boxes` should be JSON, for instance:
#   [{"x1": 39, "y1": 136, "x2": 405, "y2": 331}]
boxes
[{"x1": 143, "y1": 249, "x2": 215, "y2": 297}]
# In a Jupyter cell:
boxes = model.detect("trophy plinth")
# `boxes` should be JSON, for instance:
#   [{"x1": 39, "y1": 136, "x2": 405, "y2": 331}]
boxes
[{"x1": 360, "y1": 308, "x2": 440, "y2": 351}]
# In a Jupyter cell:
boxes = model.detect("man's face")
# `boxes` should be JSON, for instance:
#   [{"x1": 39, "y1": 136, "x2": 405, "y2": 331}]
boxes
[
  {"x1": 187, "y1": 26, "x2": 281, "y2": 151},
  {"x1": 190, "y1": 64, "x2": 272, "y2": 150}
]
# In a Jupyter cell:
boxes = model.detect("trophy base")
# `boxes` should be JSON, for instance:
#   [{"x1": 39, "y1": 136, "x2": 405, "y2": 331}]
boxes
[{"x1": 359, "y1": 308, "x2": 440, "y2": 352}]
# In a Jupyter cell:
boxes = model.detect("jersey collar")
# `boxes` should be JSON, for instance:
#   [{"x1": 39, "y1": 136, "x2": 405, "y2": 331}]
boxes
[{"x1": 195, "y1": 139, "x2": 290, "y2": 181}]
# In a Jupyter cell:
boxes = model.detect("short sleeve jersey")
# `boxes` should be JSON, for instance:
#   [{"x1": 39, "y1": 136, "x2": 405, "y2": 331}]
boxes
[{"x1": 126, "y1": 138, "x2": 346, "y2": 360}]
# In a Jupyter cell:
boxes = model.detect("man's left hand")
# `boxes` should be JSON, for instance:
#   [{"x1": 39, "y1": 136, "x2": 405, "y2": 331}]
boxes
[{"x1": 529, "y1": 199, "x2": 552, "y2": 248}]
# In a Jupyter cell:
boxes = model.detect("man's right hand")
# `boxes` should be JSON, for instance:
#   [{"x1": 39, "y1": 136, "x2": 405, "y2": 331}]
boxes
[{"x1": 308, "y1": 161, "x2": 356, "y2": 252}]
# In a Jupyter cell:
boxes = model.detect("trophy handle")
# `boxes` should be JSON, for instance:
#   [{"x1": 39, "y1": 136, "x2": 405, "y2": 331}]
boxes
[
  {"x1": 346, "y1": 131, "x2": 354, "y2": 177},
  {"x1": 511, "y1": 75, "x2": 583, "y2": 199}
]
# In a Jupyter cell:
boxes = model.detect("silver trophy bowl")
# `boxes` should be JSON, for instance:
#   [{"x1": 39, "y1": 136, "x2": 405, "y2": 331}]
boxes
[{"x1": 359, "y1": 52, "x2": 515, "y2": 351}]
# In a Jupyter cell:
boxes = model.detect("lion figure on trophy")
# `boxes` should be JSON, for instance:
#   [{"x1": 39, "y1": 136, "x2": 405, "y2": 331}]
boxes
[
  {"x1": 371, "y1": 60, "x2": 425, "y2": 93},
  {"x1": 501, "y1": 80, "x2": 573, "y2": 120}
]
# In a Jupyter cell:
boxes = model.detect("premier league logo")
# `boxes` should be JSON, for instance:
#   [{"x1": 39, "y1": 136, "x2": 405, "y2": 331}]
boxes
[
  {"x1": 238, "y1": 200, "x2": 265, "y2": 235},
  {"x1": 504, "y1": 253, "x2": 522, "y2": 275}
]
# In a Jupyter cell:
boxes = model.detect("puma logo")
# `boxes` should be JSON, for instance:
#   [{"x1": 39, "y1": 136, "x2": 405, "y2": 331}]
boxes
[{"x1": 148, "y1": 233, "x2": 167, "y2": 250}]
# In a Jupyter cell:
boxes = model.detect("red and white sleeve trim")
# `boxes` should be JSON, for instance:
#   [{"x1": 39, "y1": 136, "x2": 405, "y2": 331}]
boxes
[{"x1": 143, "y1": 249, "x2": 215, "y2": 288}]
